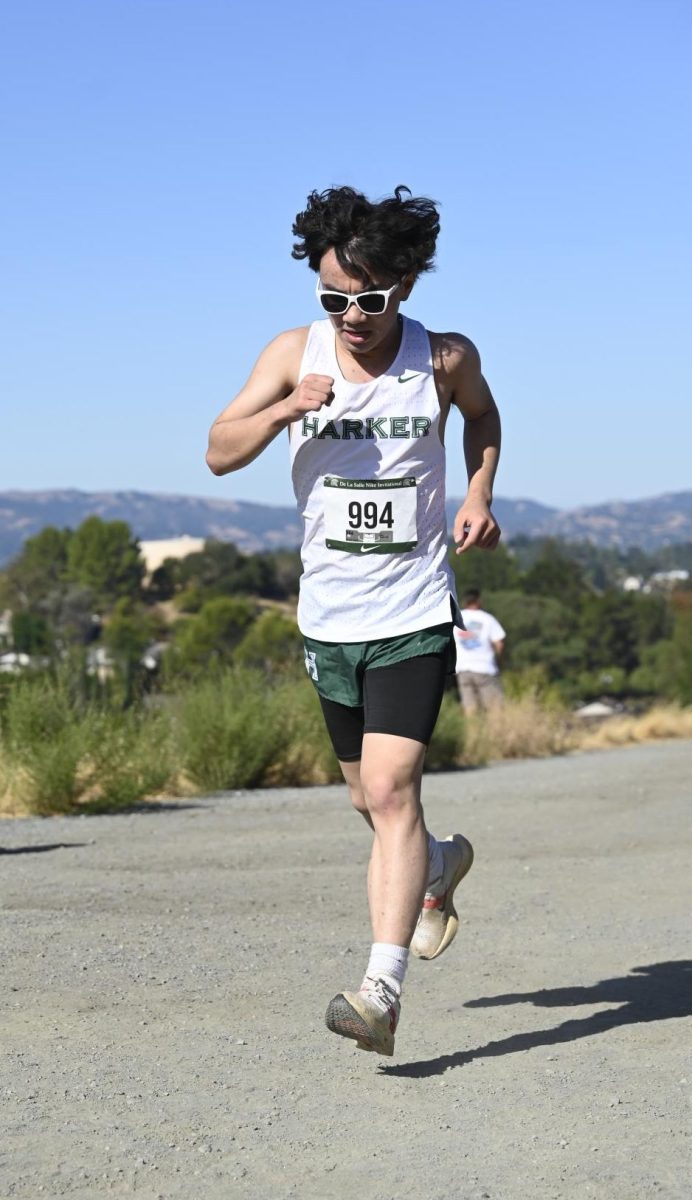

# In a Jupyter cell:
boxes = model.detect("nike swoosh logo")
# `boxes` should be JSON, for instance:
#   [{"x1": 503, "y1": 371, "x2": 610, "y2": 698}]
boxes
[
  {"x1": 360, "y1": 544, "x2": 381, "y2": 553},
  {"x1": 397, "y1": 372, "x2": 421, "y2": 384}
]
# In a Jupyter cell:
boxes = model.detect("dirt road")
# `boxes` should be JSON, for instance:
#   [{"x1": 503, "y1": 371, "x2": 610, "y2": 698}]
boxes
[{"x1": 2, "y1": 741, "x2": 690, "y2": 1199}]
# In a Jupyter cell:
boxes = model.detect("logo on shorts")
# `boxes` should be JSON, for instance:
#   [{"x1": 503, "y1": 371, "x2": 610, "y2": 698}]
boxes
[{"x1": 304, "y1": 650, "x2": 319, "y2": 681}]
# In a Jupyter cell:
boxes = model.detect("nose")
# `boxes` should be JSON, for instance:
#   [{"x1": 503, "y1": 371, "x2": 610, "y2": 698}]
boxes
[{"x1": 342, "y1": 299, "x2": 366, "y2": 322}]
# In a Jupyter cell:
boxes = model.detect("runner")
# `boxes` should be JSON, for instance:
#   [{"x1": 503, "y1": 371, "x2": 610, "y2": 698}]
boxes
[
  {"x1": 454, "y1": 588, "x2": 507, "y2": 712},
  {"x1": 206, "y1": 186, "x2": 501, "y2": 1056}
]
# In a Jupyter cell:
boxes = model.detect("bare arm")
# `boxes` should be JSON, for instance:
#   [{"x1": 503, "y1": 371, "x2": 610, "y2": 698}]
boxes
[
  {"x1": 492, "y1": 638, "x2": 505, "y2": 660},
  {"x1": 206, "y1": 328, "x2": 334, "y2": 476},
  {"x1": 434, "y1": 334, "x2": 502, "y2": 553}
]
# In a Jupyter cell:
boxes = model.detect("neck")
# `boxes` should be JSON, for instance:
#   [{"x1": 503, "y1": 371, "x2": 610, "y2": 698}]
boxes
[{"x1": 335, "y1": 316, "x2": 404, "y2": 379}]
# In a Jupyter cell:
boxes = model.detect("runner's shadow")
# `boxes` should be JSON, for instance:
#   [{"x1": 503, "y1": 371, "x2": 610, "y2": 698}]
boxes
[
  {"x1": 381, "y1": 960, "x2": 692, "y2": 1078},
  {"x1": 0, "y1": 843, "x2": 89, "y2": 855}
]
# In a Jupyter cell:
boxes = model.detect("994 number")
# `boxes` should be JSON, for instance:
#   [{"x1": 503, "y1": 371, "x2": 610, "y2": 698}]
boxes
[{"x1": 348, "y1": 500, "x2": 394, "y2": 530}]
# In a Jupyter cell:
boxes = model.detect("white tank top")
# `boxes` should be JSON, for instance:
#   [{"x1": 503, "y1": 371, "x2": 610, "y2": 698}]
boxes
[{"x1": 290, "y1": 316, "x2": 457, "y2": 642}]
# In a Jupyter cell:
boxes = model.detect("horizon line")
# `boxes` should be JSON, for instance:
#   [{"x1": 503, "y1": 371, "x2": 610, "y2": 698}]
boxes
[{"x1": 1, "y1": 485, "x2": 691, "y2": 514}]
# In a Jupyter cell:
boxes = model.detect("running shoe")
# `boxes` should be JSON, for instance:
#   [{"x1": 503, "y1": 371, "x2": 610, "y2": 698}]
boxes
[
  {"x1": 325, "y1": 975, "x2": 400, "y2": 1057},
  {"x1": 410, "y1": 833, "x2": 474, "y2": 960}
]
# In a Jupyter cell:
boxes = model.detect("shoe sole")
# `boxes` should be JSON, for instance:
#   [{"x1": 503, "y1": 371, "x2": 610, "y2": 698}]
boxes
[
  {"x1": 417, "y1": 833, "x2": 474, "y2": 960},
  {"x1": 325, "y1": 993, "x2": 395, "y2": 1057}
]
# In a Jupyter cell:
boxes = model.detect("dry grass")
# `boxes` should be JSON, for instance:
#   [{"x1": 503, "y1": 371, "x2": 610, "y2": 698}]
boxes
[
  {"x1": 0, "y1": 758, "x2": 35, "y2": 818},
  {"x1": 461, "y1": 699, "x2": 692, "y2": 763},
  {"x1": 574, "y1": 704, "x2": 692, "y2": 750},
  {"x1": 3, "y1": 683, "x2": 690, "y2": 819},
  {"x1": 0, "y1": 747, "x2": 185, "y2": 819},
  {"x1": 461, "y1": 696, "x2": 572, "y2": 766}
]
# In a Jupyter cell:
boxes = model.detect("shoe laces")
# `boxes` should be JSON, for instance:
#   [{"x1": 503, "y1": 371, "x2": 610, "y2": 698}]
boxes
[{"x1": 362, "y1": 975, "x2": 400, "y2": 1013}]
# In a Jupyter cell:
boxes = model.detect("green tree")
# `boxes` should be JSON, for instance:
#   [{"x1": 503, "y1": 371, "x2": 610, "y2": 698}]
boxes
[
  {"x1": 172, "y1": 584, "x2": 206, "y2": 613},
  {"x1": 145, "y1": 560, "x2": 177, "y2": 603},
  {"x1": 575, "y1": 665, "x2": 629, "y2": 701},
  {"x1": 175, "y1": 541, "x2": 288, "y2": 600},
  {"x1": 521, "y1": 540, "x2": 590, "y2": 609},
  {"x1": 169, "y1": 597, "x2": 257, "y2": 677},
  {"x1": 0, "y1": 526, "x2": 72, "y2": 610},
  {"x1": 631, "y1": 592, "x2": 673, "y2": 650},
  {"x1": 579, "y1": 591, "x2": 641, "y2": 673},
  {"x1": 142, "y1": 544, "x2": 302, "y2": 607},
  {"x1": 176, "y1": 541, "x2": 244, "y2": 592},
  {"x1": 102, "y1": 600, "x2": 163, "y2": 705},
  {"x1": 47, "y1": 584, "x2": 98, "y2": 649},
  {"x1": 488, "y1": 590, "x2": 586, "y2": 685},
  {"x1": 11, "y1": 611, "x2": 53, "y2": 655},
  {"x1": 0, "y1": 525, "x2": 97, "y2": 652},
  {"x1": 235, "y1": 610, "x2": 303, "y2": 670},
  {"x1": 668, "y1": 610, "x2": 692, "y2": 704},
  {"x1": 267, "y1": 549, "x2": 303, "y2": 597},
  {"x1": 629, "y1": 612, "x2": 692, "y2": 704},
  {"x1": 449, "y1": 543, "x2": 520, "y2": 596},
  {"x1": 66, "y1": 517, "x2": 144, "y2": 607}
]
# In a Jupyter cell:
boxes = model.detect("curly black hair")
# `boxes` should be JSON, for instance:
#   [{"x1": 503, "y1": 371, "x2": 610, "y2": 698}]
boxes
[{"x1": 291, "y1": 185, "x2": 440, "y2": 282}]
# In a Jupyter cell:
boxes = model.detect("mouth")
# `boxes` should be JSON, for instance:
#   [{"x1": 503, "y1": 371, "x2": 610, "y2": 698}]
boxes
[{"x1": 341, "y1": 327, "x2": 371, "y2": 345}]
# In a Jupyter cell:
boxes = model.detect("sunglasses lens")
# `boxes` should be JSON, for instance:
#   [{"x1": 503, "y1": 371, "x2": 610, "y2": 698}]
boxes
[
  {"x1": 358, "y1": 293, "x2": 387, "y2": 314},
  {"x1": 319, "y1": 292, "x2": 349, "y2": 314}
]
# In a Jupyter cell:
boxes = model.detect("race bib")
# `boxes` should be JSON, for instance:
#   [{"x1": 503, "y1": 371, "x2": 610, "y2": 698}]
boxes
[{"x1": 324, "y1": 476, "x2": 418, "y2": 554}]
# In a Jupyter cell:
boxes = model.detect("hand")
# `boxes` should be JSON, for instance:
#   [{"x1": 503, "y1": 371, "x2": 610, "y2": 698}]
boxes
[
  {"x1": 282, "y1": 373, "x2": 334, "y2": 422},
  {"x1": 453, "y1": 497, "x2": 501, "y2": 554}
]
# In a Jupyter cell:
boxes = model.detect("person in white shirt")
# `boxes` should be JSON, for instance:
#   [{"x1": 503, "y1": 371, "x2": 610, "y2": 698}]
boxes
[
  {"x1": 206, "y1": 186, "x2": 501, "y2": 1057},
  {"x1": 454, "y1": 588, "x2": 506, "y2": 711}
]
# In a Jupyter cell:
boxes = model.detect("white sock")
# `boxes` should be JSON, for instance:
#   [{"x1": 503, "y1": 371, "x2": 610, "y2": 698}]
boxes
[
  {"x1": 363, "y1": 943, "x2": 409, "y2": 995},
  {"x1": 427, "y1": 832, "x2": 445, "y2": 894}
]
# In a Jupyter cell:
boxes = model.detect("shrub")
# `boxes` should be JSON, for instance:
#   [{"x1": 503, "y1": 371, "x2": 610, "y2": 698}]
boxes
[
  {"x1": 1, "y1": 673, "x2": 89, "y2": 813},
  {"x1": 0, "y1": 672, "x2": 176, "y2": 815},
  {"x1": 502, "y1": 664, "x2": 565, "y2": 708},
  {"x1": 264, "y1": 676, "x2": 341, "y2": 786},
  {"x1": 174, "y1": 668, "x2": 289, "y2": 791},
  {"x1": 78, "y1": 708, "x2": 176, "y2": 811}
]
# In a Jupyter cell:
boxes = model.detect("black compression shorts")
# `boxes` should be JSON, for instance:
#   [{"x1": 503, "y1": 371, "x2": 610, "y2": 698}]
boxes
[{"x1": 317, "y1": 653, "x2": 449, "y2": 762}]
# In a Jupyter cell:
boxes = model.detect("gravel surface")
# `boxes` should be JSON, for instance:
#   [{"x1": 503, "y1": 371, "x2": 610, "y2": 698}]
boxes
[{"x1": 1, "y1": 741, "x2": 691, "y2": 1200}]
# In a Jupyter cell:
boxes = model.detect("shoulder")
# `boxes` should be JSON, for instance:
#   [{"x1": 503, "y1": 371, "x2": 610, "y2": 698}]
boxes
[
  {"x1": 252, "y1": 325, "x2": 311, "y2": 383},
  {"x1": 427, "y1": 330, "x2": 492, "y2": 417},
  {"x1": 428, "y1": 330, "x2": 481, "y2": 376},
  {"x1": 265, "y1": 325, "x2": 311, "y2": 360}
]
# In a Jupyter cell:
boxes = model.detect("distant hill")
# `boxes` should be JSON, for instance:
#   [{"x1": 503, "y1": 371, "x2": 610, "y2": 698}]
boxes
[
  {"x1": 0, "y1": 490, "x2": 302, "y2": 566},
  {"x1": 1, "y1": 488, "x2": 691, "y2": 565}
]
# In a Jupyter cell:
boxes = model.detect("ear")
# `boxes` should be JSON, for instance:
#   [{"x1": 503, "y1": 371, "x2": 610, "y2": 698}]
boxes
[{"x1": 399, "y1": 272, "x2": 416, "y2": 301}]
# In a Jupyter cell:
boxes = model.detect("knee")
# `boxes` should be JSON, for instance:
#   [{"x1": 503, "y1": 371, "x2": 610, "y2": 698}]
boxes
[
  {"x1": 361, "y1": 775, "x2": 413, "y2": 821},
  {"x1": 349, "y1": 784, "x2": 370, "y2": 818}
]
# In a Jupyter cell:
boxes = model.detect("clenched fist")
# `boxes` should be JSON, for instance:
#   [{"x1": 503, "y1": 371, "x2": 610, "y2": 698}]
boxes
[{"x1": 282, "y1": 374, "x2": 334, "y2": 422}]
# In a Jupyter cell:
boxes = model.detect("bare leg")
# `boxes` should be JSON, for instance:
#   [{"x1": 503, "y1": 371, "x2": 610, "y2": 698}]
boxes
[
  {"x1": 359, "y1": 732, "x2": 428, "y2": 947},
  {"x1": 325, "y1": 736, "x2": 431, "y2": 1054},
  {"x1": 339, "y1": 743, "x2": 430, "y2": 946},
  {"x1": 338, "y1": 757, "x2": 379, "y2": 934},
  {"x1": 339, "y1": 757, "x2": 373, "y2": 831}
]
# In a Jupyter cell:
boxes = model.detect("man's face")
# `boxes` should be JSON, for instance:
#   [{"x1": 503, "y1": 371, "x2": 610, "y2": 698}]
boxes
[{"x1": 317, "y1": 248, "x2": 413, "y2": 357}]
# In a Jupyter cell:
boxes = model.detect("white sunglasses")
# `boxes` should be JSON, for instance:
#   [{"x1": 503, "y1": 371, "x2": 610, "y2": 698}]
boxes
[{"x1": 315, "y1": 278, "x2": 401, "y2": 316}]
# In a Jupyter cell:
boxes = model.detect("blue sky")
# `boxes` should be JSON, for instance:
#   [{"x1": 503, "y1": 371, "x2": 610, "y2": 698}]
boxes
[{"x1": 3, "y1": 0, "x2": 690, "y2": 512}]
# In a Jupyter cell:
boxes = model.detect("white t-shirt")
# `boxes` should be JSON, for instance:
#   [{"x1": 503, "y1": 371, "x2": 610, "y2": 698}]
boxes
[
  {"x1": 289, "y1": 316, "x2": 456, "y2": 641},
  {"x1": 454, "y1": 608, "x2": 506, "y2": 676}
]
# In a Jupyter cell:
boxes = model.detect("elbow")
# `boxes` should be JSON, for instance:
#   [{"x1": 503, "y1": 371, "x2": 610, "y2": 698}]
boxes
[{"x1": 206, "y1": 449, "x2": 227, "y2": 477}]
